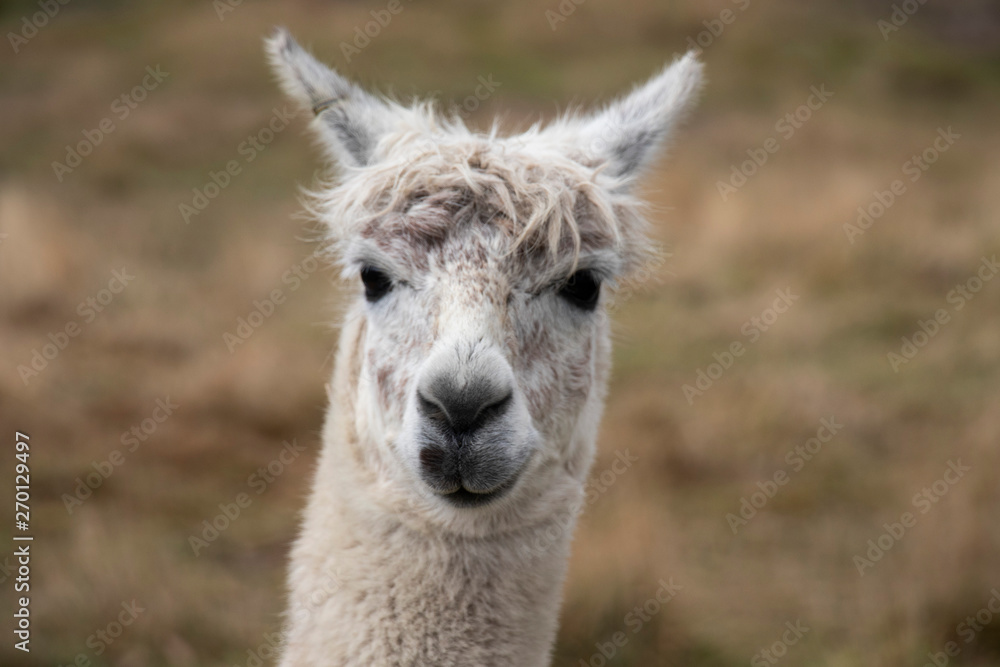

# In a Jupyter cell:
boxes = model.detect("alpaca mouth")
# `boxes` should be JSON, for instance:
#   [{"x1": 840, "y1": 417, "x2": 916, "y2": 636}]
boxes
[
  {"x1": 437, "y1": 462, "x2": 528, "y2": 507},
  {"x1": 418, "y1": 436, "x2": 532, "y2": 509},
  {"x1": 440, "y1": 480, "x2": 515, "y2": 508}
]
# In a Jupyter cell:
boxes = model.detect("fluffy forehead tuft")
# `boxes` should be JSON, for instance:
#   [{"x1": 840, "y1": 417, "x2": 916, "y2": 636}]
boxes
[{"x1": 308, "y1": 109, "x2": 652, "y2": 278}]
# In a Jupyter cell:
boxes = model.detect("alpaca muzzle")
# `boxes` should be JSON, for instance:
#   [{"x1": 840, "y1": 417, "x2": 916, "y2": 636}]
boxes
[{"x1": 414, "y1": 366, "x2": 531, "y2": 507}]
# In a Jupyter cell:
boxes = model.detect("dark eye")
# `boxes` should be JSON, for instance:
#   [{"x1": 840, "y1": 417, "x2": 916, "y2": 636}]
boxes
[
  {"x1": 360, "y1": 266, "x2": 392, "y2": 302},
  {"x1": 557, "y1": 270, "x2": 601, "y2": 311}
]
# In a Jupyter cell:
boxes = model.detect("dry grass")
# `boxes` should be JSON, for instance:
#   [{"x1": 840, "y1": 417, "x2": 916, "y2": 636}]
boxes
[{"x1": 1, "y1": 0, "x2": 999, "y2": 665}]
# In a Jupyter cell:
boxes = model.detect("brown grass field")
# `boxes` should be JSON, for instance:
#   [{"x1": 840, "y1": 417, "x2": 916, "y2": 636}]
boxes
[{"x1": 1, "y1": 0, "x2": 999, "y2": 665}]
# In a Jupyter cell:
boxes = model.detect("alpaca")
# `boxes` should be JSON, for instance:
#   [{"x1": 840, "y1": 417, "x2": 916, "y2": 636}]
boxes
[{"x1": 265, "y1": 28, "x2": 702, "y2": 667}]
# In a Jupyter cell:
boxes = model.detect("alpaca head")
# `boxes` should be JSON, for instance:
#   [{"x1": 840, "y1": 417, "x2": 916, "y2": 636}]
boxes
[{"x1": 267, "y1": 30, "x2": 702, "y2": 534}]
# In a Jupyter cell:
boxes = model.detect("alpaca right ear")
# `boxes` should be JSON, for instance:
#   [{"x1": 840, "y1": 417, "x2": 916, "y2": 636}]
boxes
[
  {"x1": 265, "y1": 28, "x2": 394, "y2": 168},
  {"x1": 577, "y1": 52, "x2": 703, "y2": 182}
]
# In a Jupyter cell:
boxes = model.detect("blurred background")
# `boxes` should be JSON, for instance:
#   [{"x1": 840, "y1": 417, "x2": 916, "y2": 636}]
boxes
[{"x1": 2, "y1": 0, "x2": 999, "y2": 665}]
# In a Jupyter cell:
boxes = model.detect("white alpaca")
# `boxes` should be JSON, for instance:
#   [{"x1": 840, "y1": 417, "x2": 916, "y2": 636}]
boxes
[{"x1": 265, "y1": 29, "x2": 702, "y2": 667}]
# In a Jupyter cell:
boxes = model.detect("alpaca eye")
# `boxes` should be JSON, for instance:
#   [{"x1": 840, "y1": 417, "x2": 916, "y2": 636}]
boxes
[
  {"x1": 360, "y1": 266, "x2": 393, "y2": 302},
  {"x1": 557, "y1": 270, "x2": 601, "y2": 311}
]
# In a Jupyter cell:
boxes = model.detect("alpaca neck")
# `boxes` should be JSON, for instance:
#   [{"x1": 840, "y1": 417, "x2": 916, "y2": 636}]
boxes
[{"x1": 280, "y1": 317, "x2": 581, "y2": 666}]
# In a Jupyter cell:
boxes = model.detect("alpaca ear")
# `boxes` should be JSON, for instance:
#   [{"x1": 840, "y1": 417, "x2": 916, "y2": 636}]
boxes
[
  {"x1": 265, "y1": 28, "x2": 394, "y2": 168},
  {"x1": 579, "y1": 53, "x2": 703, "y2": 181}
]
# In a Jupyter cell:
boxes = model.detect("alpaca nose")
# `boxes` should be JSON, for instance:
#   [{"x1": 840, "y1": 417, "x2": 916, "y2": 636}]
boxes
[
  {"x1": 417, "y1": 375, "x2": 513, "y2": 437},
  {"x1": 414, "y1": 351, "x2": 530, "y2": 504}
]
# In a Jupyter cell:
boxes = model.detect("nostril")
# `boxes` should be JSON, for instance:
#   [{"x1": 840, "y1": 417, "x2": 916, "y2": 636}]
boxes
[
  {"x1": 419, "y1": 446, "x2": 446, "y2": 469},
  {"x1": 448, "y1": 390, "x2": 511, "y2": 434},
  {"x1": 418, "y1": 445, "x2": 461, "y2": 494},
  {"x1": 477, "y1": 392, "x2": 512, "y2": 425},
  {"x1": 417, "y1": 391, "x2": 450, "y2": 424}
]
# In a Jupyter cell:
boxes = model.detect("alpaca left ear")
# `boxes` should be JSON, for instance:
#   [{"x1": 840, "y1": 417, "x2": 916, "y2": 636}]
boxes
[
  {"x1": 265, "y1": 28, "x2": 394, "y2": 168},
  {"x1": 579, "y1": 53, "x2": 703, "y2": 181}
]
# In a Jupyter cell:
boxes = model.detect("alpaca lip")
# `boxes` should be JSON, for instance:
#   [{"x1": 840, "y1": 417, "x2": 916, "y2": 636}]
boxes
[
  {"x1": 435, "y1": 453, "x2": 531, "y2": 508},
  {"x1": 440, "y1": 479, "x2": 515, "y2": 508},
  {"x1": 421, "y1": 442, "x2": 532, "y2": 508}
]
